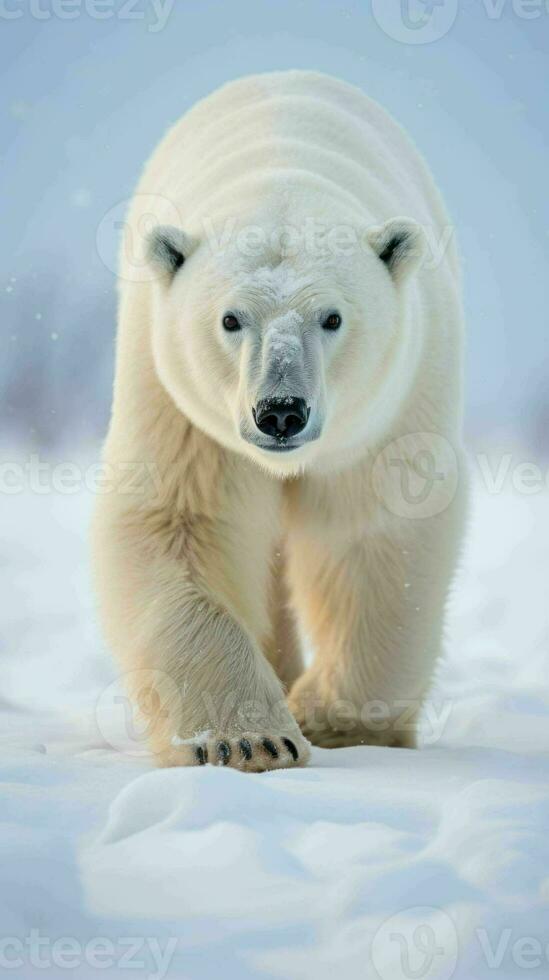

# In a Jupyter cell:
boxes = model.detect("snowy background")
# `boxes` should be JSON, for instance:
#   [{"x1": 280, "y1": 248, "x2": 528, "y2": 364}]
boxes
[{"x1": 1, "y1": 2, "x2": 549, "y2": 978}]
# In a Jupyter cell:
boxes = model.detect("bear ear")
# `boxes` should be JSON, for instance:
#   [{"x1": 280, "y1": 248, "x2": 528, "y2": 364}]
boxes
[
  {"x1": 367, "y1": 217, "x2": 426, "y2": 285},
  {"x1": 146, "y1": 225, "x2": 196, "y2": 280}
]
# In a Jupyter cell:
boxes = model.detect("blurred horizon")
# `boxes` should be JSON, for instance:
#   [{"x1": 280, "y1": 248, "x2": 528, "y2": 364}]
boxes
[{"x1": 2, "y1": 0, "x2": 548, "y2": 452}]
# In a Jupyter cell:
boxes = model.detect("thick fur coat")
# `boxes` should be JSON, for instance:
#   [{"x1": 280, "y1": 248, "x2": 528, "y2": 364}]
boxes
[{"x1": 92, "y1": 71, "x2": 466, "y2": 771}]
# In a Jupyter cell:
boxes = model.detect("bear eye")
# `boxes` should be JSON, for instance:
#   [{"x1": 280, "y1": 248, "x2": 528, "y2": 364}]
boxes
[
  {"x1": 222, "y1": 313, "x2": 241, "y2": 332},
  {"x1": 322, "y1": 312, "x2": 342, "y2": 331}
]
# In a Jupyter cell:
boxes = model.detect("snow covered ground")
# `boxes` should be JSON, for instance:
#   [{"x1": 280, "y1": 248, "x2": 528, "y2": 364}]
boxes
[{"x1": 1, "y1": 450, "x2": 549, "y2": 980}]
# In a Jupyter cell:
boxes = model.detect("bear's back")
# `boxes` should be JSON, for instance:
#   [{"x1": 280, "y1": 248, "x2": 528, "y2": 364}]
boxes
[{"x1": 137, "y1": 71, "x2": 449, "y2": 234}]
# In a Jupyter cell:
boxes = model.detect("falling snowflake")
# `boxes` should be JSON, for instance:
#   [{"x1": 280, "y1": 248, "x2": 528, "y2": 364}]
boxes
[{"x1": 71, "y1": 189, "x2": 92, "y2": 209}]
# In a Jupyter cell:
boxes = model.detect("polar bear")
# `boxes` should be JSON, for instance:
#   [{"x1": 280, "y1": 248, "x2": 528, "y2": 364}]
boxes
[{"x1": 92, "y1": 71, "x2": 466, "y2": 771}]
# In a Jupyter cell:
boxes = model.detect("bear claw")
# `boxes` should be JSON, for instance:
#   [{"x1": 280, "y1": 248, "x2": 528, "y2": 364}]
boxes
[
  {"x1": 216, "y1": 741, "x2": 231, "y2": 765},
  {"x1": 282, "y1": 737, "x2": 298, "y2": 761},
  {"x1": 262, "y1": 737, "x2": 279, "y2": 758},
  {"x1": 163, "y1": 732, "x2": 310, "y2": 772},
  {"x1": 239, "y1": 738, "x2": 253, "y2": 761}
]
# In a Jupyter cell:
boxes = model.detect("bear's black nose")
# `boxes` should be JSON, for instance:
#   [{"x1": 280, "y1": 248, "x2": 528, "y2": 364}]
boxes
[{"x1": 253, "y1": 397, "x2": 309, "y2": 439}]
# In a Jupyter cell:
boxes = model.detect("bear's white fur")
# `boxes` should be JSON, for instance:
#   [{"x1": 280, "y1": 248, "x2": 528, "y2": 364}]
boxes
[{"x1": 92, "y1": 71, "x2": 466, "y2": 771}]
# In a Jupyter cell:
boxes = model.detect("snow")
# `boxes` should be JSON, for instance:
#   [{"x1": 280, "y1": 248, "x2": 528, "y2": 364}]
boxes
[{"x1": 1, "y1": 455, "x2": 548, "y2": 979}]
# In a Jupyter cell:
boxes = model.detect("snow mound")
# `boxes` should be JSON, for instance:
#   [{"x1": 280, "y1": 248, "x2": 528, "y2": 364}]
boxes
[{"x1": 1, "y1": 456, "x2": 548, "y2": 979}]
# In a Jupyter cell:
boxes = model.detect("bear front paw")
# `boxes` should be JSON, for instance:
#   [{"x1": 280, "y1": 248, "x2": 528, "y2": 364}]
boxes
[{"x1": 157, "y1": 731, "x2": 311, "y2": 772}]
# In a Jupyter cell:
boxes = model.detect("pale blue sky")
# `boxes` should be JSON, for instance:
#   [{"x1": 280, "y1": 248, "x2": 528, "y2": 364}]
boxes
[{"x1": 1, "y1": 0, "x2": 548, "y2": 445}]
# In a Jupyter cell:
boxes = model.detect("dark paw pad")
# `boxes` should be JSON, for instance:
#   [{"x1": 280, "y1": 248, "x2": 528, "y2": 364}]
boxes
[{"x1": 195, "y1": 745, "x2": 208, "y2": 765}]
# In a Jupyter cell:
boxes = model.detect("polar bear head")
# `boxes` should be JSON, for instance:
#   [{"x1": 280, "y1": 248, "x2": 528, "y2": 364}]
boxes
[{"x1": 146, "y1": 215, "x2": 426, "y2": 476}]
